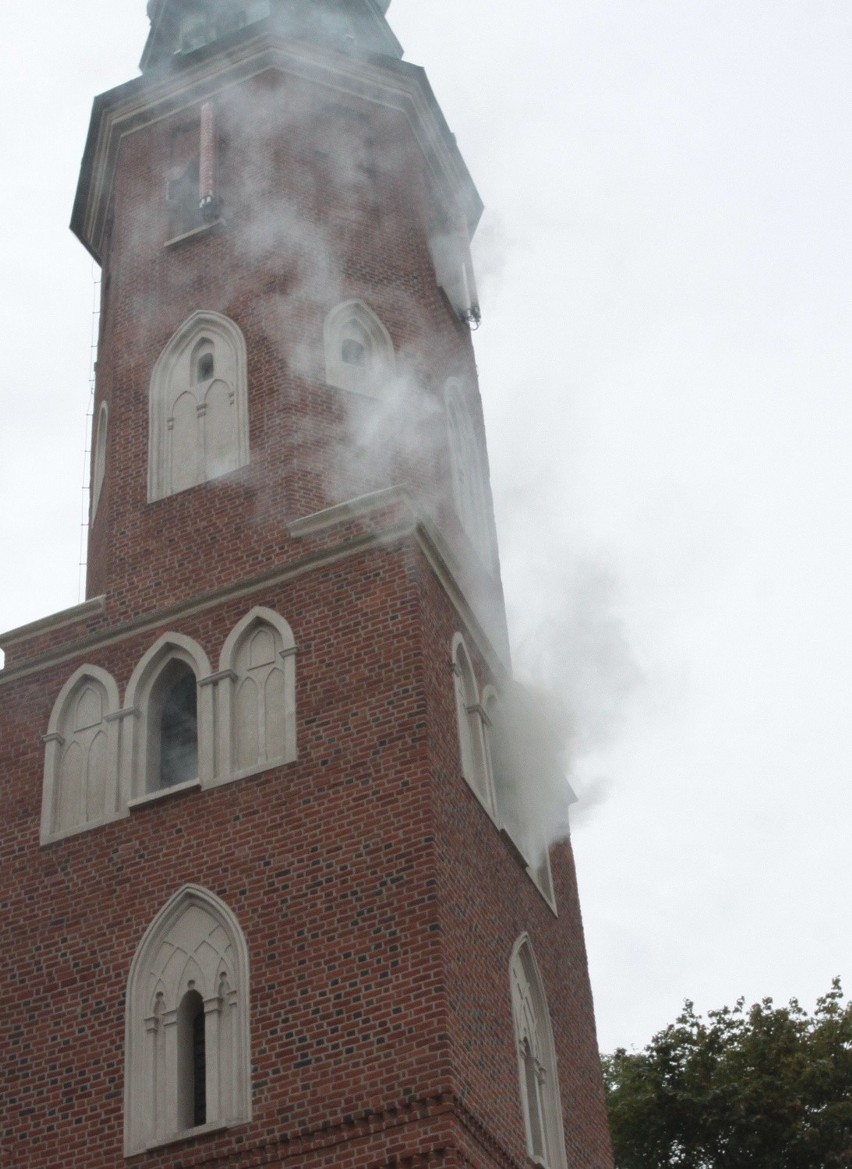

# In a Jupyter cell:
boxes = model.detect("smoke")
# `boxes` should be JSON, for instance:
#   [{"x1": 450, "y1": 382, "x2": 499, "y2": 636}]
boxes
[
  {"x1": 111, "y1": 22, "x2": 636, "y2": 862},
  {"x1": 177, "y1": 66, "x2": 641, "y2": 862},
  {"x1": 495, "y1": 554, "x2": 642, "y2": 860},
  {"x1": 197, "y1": 69, "x2": 474, "y2": 532}
]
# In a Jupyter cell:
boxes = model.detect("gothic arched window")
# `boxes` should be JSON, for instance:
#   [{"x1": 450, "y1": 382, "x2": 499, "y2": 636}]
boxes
[
  {"x1": 148, "y1": 311, "x2": 249, "y2": 502},
  {"x1": 324, "y1": 300, "x2": 396, "y2": 398},
  {"x1": 154, "y1": 660, "x2": 199, "y2": 790},
  {"x1": 124, "y1": 633, "x2": 215, "y2": 799},
  {"x1": 509, "y1": 936, "x2": 568, "y2": 1169},
  {"x1": 451, "y1": 634, "x2": 494, "y2": 815},
  {"x1": 41, "y1": 665, "x2": 122, "y2": 842},
  {"x1": 91, "y1": 401, "x2": 108, "y2": 520},
  {"x1": 217, "y1": 606, "x2": 297, "y2": 782},
  {"x1": 445, "y1": 379, "x2": 492, "y2": 565},
  {"x1": 481, "y1": 684, "x2": 557, "y2": 906},
  {"x1": 124, "y1": 886, "x2": 251, "y2": 1155}
]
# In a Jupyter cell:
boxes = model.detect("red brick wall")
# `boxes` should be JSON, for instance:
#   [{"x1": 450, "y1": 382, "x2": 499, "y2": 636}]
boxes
[
  {"x1": 86, "y1": 65, "x2": 490, "y2": 626},
  {"x1": 2, "y1": 542, "x2": 612, "y2": 1169},
  {"x1": 1, "y1": 28, "x2": 612, "y2": 1169}
]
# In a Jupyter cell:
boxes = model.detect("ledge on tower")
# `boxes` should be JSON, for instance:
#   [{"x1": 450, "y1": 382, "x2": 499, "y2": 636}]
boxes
[{"x1": 141, "y1": 0, "x2": 402, "y2": 71}]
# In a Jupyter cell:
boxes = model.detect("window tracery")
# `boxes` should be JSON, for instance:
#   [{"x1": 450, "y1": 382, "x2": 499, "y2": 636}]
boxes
[
  {"x1": 148, "y1": 311, "x2": 249, "y2": 502},
  {"x1": 41, "y1": 665, "x2": 122, "y2": 842},
  {"x1": 509, "y1": 936, "x2": 568, "y2": 1169},
  {"x1": 124, "y1": 886, "x2": 251, "y2": 1155},
  {"x1": 124, "y1": 633, "x2": 214, "y2": 799},
  {"x1": 216, "y1": 606, "x2": 297, "y2": 781},
  {"x1": 324, "y1": 300, "x2": 395, "y2": 397}
]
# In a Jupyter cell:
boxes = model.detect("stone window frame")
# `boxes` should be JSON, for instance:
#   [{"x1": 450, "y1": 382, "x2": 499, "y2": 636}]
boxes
[
  {"x1": 509, "y1": 934, "x2": 569, "y2": 1169},
  {"x1": 213, "y1": 606, "x2": 298, "y2": 784},
  {"x1": 444, "y1": 378, "x2": 493, "y2": 567},
  {"x1": 91, "y1": 401, "x2": 108, "y2": 520},
  {"x1": 40, "y1": 608, "x2": 300, "y2": 840},
  {"x1": 40, "y1": 664, "x2": 123, "y2": 844},
  {"x1": 147, "y1": 310, "x2": 250, "y2": 502},
  {"x1": 482, "y1": 684, "x2": 556, "y2": 909},
  {"x1": 451, "y1": 632, "x2": 496, "y2": 817},
  {"x1": 124, "y1": 633, "x2": 215, "y2": 805},
  {"x1": 323, "y1": 299, "x2": 396, "y2": 398},
  {"x1": 124, "y1": 885, "x2": 251, "y2": 1155}
]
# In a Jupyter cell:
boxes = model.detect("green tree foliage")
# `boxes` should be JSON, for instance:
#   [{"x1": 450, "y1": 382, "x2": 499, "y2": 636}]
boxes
[{"x1": 602, "y1": 979, "x2": 851, "y2": 1169}]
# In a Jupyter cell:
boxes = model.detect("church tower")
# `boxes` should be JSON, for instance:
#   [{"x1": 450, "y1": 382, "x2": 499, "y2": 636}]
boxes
[{"x1": 0, "y1": 4, "x2": 615, "y2": 1167}]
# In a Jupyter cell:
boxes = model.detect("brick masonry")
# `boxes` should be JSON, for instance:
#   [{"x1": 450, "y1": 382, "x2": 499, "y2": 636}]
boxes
[{"x1": 0, "y1": 14, "x2": 614, "y2": 1169}]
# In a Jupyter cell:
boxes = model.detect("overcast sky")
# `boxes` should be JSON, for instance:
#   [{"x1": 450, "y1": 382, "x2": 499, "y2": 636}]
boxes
[{"x1": 1, "y1": 1, "x2": 850, "y2": 1055}]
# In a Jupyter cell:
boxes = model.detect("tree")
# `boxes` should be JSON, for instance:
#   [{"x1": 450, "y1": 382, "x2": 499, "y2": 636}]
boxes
[{"x1": 602, "y1": 979, "x2": 851, "y2": 1169}]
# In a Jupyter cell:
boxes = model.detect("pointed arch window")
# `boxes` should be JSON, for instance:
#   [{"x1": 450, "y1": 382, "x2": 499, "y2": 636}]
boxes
[
  {"x1": 124, "y1": 886, "x2": 251, "y2": 1155},
  {"x1": 124, "y1": 633, "x2": 215, "y2": 800},
  {"x1": 509, "y1": 936, "x2": 568, "y2": 1169},
  {"x1": 217, "y1": 606, "x2": 298, "y2": 782},
  {"x1": 148, "y1": 311, "x2": 249, "y2": 502},
  {"x1": 451, "y1": 634, "x2": 494, "y2": 815},
  {"x1": 91, "y1": 402, "x2": 108, "y2": 520},
  {"x1": 41, "y1": 665, "x2": 122, "y2": 842},
  {"x1": 154, "y1": 661, "x2": 199, "y2": 790},
  {"x1": 324, "y1": 300, "x2": 396, "y2": 398},
  {"x1": 445, "y1": 380, "x2": 493, "y2": 565},
  {"x1": 482, "y1": 684, "x2": 557, "y2": 906}
]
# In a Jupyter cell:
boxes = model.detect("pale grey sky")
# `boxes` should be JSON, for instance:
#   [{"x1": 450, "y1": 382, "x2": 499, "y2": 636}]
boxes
[{"x1": 1, "y1": 1, "x2": 850, "y2": 1053}]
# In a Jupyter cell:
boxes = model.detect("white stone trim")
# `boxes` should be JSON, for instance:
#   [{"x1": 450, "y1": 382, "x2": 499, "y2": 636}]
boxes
[
  {"x1": 287, "y1": 484, "x2": 410, "y2": 537},
  {"x1": 0, "y1": 494, "x2": 510, "y2": 689},
  {"x1": 148, "y1": 310, "x2": 249, "y2": 502},
  {"x1": 0, "y1": 596, "x2": 106, "y2": 657},
  {"x1": 451, "y1": 633, "x2": 496, "y2": 818},
  {"x1": 509, "y1": 935, "x2": 569, "y2": 1169},
  {"x1": 124, "y1": 886, "x2": 251, "y2": 1156},
  {"x1": 123, "y1": 633, "x2": 214, "y2": 798},
  {"x1": 75, "y1": 37, "x2": 482, "y2": 265},
  {"x1": 127, "y1": 777, "x2": 202, "y2": 809},
  {"x1": 40, "y1": 664, "x2": 123, "y2": 843},
  {"x1": 323, "y1": 300, "x2": 396, "y2": 398},
  {"x1": 216, "y1": 607, "x2": 298, "y2": 783}
]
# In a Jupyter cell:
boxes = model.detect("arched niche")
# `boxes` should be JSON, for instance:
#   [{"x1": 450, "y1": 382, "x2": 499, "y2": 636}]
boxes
[
  {"x1": 509, "y1": 935, "x2": 569, "y2": 1169},
  {"x1": 148, "y1": 311, "x2": 249, "y2": 501},
  {"x1": 323, "y1": 300, "x2": 396, "y2": 398},
  {"x1": 123, "y1": 633, "x2": 214, "y2": 798},
  {"x1": 124, "y1": 885, "x2": 251, "y2": 1154},
  {"x1": 216, "y1": 606, "x2": 298, "y2": 782},
  {"x1": 41, "y1": 664, "x2": 122, "y2": 842}
]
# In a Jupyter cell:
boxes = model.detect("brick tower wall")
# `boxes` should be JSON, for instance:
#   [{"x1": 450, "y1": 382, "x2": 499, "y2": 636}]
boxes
[{"x1": 1, "y1": 13, "x2": 613, "y2": 1169}]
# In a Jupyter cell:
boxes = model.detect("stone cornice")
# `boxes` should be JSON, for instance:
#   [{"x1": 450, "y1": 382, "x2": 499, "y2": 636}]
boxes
[
  {"x1": 0, "y1": 490, "x2": 508, "y2": 688},
  {"x1": 0, "y1": 596, "x2": 105, "y2": 654},
  {"x1": 72, "y1": 30, "x2": 482, "y2": 262}
]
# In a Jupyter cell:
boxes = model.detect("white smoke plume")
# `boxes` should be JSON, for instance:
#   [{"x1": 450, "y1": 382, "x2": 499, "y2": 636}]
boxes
[
  {"x1": 497, "y1": 554, "x2": 642, "y2": 860},
  {"x1": 115, "y1": 18, "x2": 636, "y2": 864}
]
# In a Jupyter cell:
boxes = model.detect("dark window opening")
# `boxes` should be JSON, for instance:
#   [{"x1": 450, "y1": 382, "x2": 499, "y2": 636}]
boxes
[
  {"x1": 197, "y1": 352, "x2": 214, "y2": 381},
  {"x1": 177, "y1": 989, "x2": 206, "y2": 1130},
  {"x1": 523, "y1": 1038, "x2": 545, "y2": 1160},
  {"x1": 342, "y1": 339, "x2": 366, "y2": 366},
  {"x1": 167, "y1": 158, "x2": 202, "y2": 238},
  {"x1": 192, "y1": 999, "x2": 207, "y2": 1126},
  {"x1": 159, "y1": 667, "x2": 198, "y2": 789}
]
